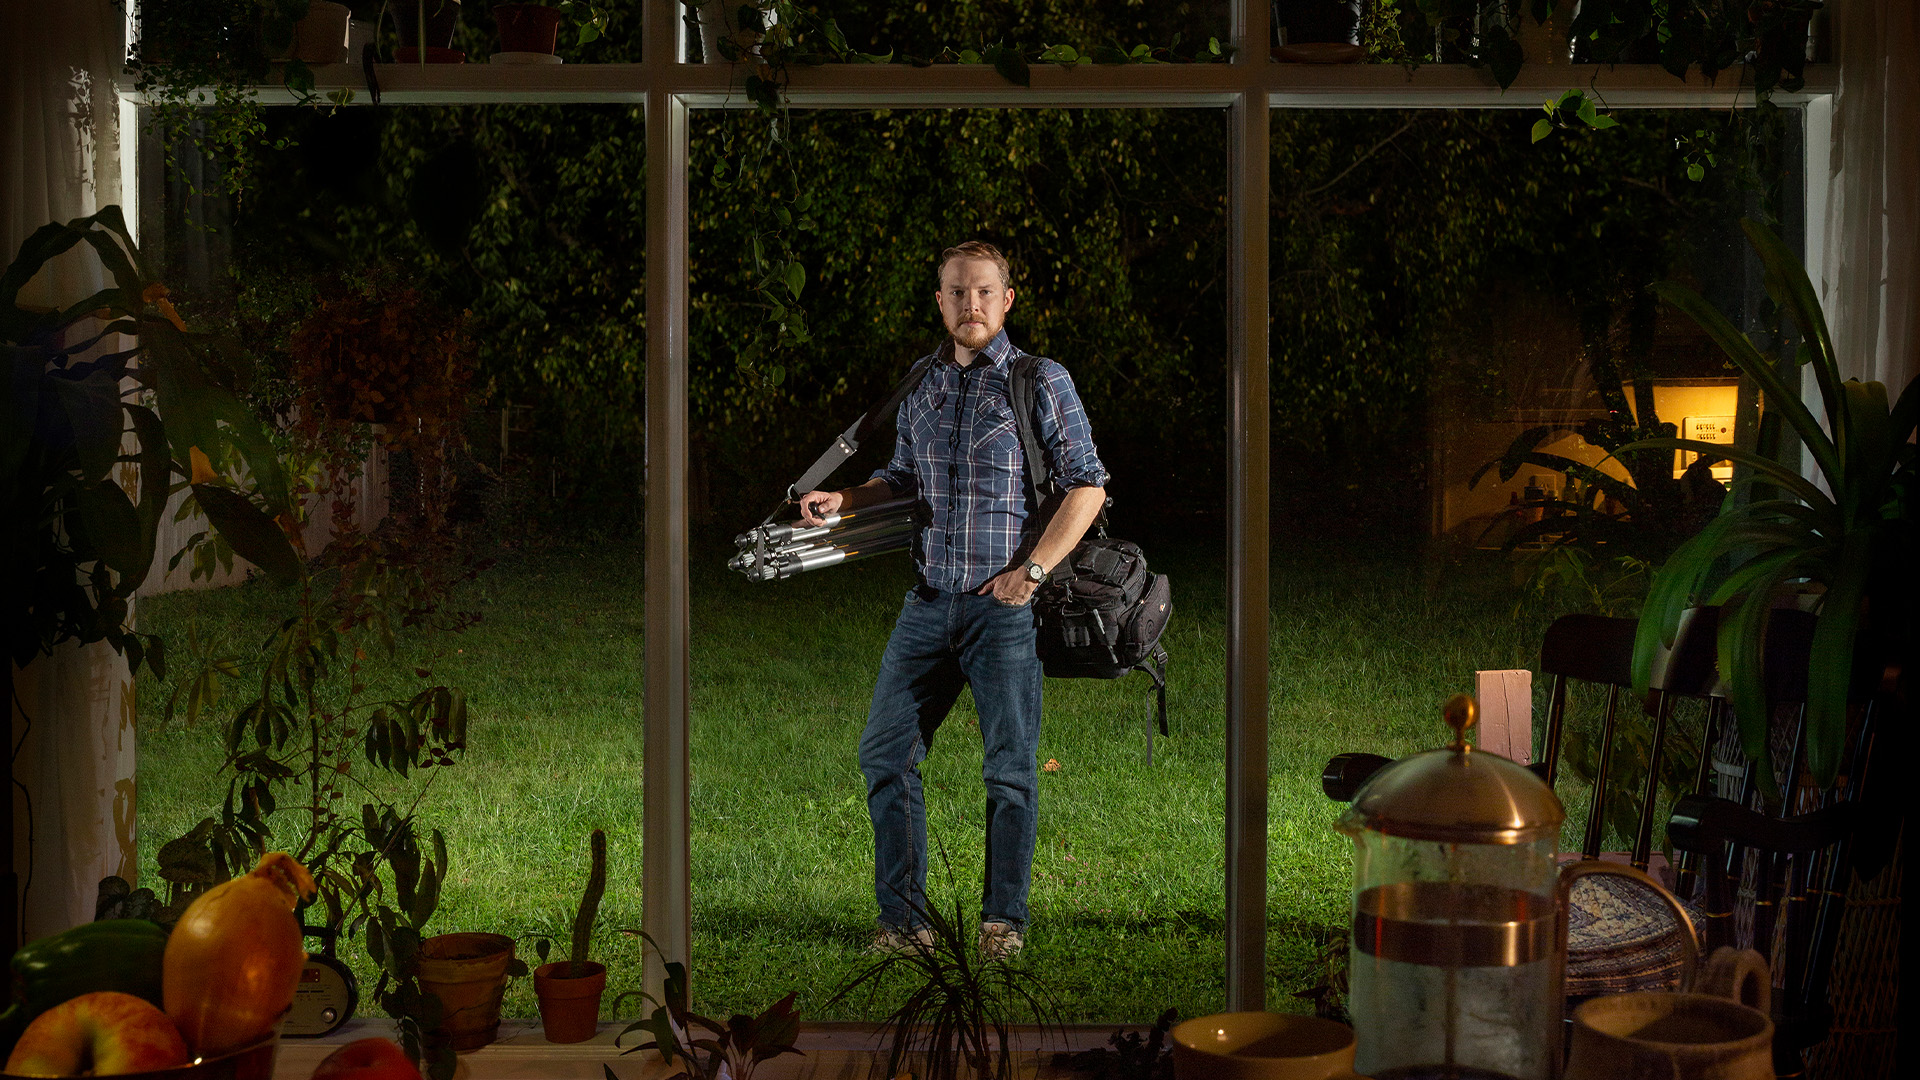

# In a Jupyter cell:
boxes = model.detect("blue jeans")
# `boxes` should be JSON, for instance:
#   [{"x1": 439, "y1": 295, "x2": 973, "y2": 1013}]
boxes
[{"x1": 860, "y1": 586, "x2": 1042, "y2": 931}]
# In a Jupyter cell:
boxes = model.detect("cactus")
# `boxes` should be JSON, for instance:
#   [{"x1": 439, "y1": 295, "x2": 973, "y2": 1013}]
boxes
[{"x1": 568, "y1": 829, "x2": 606, "y2": 975}]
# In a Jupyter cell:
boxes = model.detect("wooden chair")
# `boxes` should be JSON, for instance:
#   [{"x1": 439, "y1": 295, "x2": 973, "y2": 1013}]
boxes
[{"x1": 1657, "y1": 606, "x2": 1887, "y2": 1079}]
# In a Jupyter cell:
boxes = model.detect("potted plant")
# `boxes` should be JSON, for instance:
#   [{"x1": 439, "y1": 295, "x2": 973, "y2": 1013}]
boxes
[
  {"x1": 688, "y1": 0, "x2": 771, "y2": 64},
  {"x1": 493, "y1": 3, "x2": 563, "y2": 56},
  {"x1": 132, "y1": 1, "x2": 355, "y2": 200},
  {"x1": 415, "y1": 931, "x2": 521, "y2": 1050},
  {"x1": 828, "y1": 891, "x2": 1062, "y2": 1080},
  {"x1": 615, "y1": 936, "x2": 801, "y2": 1080},
  {"x1": 488, "y1": 2, "x2": 609, "y2": 61},
  {"x1": 1622, "y1": 218, "x2": 1916, "y2": 796},
  {"x1": 532, "y1": 828, "x2": 609, "y2": 1043},
  {"x1": 391, "y1": 0, "x2": 466, "y2": 63},
  {"x1": 273, "y1": 1, "x2": 354, "y2": 64}
]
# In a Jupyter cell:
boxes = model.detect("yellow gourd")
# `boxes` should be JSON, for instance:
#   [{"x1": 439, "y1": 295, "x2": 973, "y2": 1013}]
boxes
[{"x1": 162, "y1": 852, "x2": 316, "y2": 1058}]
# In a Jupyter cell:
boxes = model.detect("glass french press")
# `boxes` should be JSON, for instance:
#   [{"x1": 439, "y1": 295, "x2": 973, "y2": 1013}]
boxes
[{"x1": 1337, "y1": 695, "x2": 1696, "y2": 1080}]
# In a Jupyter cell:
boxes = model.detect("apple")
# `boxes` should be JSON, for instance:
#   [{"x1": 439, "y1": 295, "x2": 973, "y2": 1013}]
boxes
[
  {"x1": 4, "y1": 991, "x2": 191, "y2": 1077},
  {"x1": 309, "y1": 1038, "x2": 421, "y2": 1080}
]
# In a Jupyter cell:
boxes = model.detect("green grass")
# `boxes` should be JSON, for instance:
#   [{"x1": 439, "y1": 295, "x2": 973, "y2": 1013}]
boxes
[{"x1": 134, "y1": 531, "x2": 1553, "y2": 1029}]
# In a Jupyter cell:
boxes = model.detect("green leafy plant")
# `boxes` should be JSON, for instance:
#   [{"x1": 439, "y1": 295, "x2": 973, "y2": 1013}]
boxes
[
  {"x1": 614, "y1": 938, "x2": 801, "y2": 1080},
  {"x1": 1470, "y1": 408, "x2": 1728, "y2": 575},
  {"x1": 556, "y1": 1, "x2": 613, "y2": 45},
  {"x1": 4, "y1": 204, "x2": 297, "y2": 938},
  {"x1": 1532, "y1": 89, "x2": 1619, "y2": 144},
  {"x1": 141, "y1": 263, "x2": 481, "y2": 1080},
  {"x1": 4, "y1": 207, "x2": 294, "y2": 673},
  {"x1": 129, "y1": 1, "x2": 347, "y2": 202},
  {"x1": 357, "y1": 807, "x2": 466, "y2": 1080},
  {"x1": 534, "y1": 828, "x2": 607, "y2": 974},
  {"x1": 828, "y1": 888, "x2": 1061, "y2": 1080},
  {"x1": 1624, "y1": 218, "x2": 1917, "y2": 793}
]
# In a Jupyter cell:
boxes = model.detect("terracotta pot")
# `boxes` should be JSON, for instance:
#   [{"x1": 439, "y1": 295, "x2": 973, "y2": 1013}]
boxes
[
  {"x1": 533, "y1": 960, "x2": 607, "y2": 1043},
  {"x1": 417, "y1": 932, "x2": 515, "y2": 1050},
  {"x1": 393, "y1": 0, "x2": 461, "y2": 49},
  {"x1": 281, "y1": 1, "x2": 351, "y2": 64},
  {"x1": 495, "y1": 4, "x2": 562, "y2": 54}
]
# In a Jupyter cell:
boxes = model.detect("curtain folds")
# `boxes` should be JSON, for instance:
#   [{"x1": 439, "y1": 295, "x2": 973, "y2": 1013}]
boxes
[
  {"x1": 1, "y1": 0, "x2": 124, "y2": 302},
  {"x1": 1821, "y1": 0, "x2": 1920, "y2": 391},
  {"x1": 4, "y1": 1, "x2": 138, "y2": 941}
]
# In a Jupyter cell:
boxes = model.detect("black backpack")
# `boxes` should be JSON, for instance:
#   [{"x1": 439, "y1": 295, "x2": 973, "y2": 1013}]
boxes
[{"x1": 1009, "y1": 355, "x2": 1172, "y2": 749}]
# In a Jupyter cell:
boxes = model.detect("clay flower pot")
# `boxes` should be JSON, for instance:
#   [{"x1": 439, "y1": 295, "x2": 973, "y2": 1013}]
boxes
[
  {"x1": 416, "y1": 932, "x2": 515, "y2": 1050},
  {"x1": 533, "y1": 961, "x2": 607, "y2": 1043},
  {"x1": 495, "y1": 4, "x2": 562, "y2": 54}
]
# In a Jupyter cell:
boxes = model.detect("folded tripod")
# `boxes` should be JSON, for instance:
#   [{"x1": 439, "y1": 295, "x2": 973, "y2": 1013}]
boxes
[
  {"x1": 728, "y1": 352, "x2": 938, "y2": 582},
  {"x1": 728, "y1": 496, "x2": 921, "y2": 581}
]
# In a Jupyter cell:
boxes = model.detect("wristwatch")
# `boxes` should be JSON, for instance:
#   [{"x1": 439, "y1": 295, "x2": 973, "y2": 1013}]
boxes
[{"x1": 1022, "y1": 559, "x2": 1047, "y2": 584}]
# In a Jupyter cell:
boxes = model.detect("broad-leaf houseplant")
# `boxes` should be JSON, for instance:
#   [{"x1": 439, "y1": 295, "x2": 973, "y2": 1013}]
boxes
[{"x1": 1623, "y1": 218, "x2": 1916, "y2": 794}]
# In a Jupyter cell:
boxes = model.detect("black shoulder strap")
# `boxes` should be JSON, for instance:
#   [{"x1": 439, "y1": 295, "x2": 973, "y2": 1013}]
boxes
[
  {"x1": 1008, "y1": 352, "x2": 1052, "y2": 498},
  {"x1": 1011, "y1": 354, "x2": 1108, "y2": 540},
  {"x1": 784, "y1": 350, "x2": 938, "y2": 504}
]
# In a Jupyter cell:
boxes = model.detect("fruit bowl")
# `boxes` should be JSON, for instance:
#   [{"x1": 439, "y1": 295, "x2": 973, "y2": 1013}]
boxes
[{"x1": 1, "y1": 1035, "x2": 277, "y2": 1080}]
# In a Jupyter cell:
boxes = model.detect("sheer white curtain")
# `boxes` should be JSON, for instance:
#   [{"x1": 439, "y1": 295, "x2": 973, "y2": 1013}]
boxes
[
  {"x1": 1, "y1": 0, "x2": 125, "y2": 304},
  {"x1": 1821, "y1": 0, "x2": 1920, "y2": 390},
  {"x1": 3, "y1": 0, "x2": 140, "y2": 941}
]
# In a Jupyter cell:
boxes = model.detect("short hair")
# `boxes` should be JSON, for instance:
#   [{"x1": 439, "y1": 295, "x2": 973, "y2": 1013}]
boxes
[{"x1": 937, "y1": 241, "x2": 1011, "y2": 289}]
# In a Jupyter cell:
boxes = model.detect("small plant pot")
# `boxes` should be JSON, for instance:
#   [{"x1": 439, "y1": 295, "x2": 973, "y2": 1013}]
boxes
[
  {"x1": 533, "y1": 961, "x2": 608, "y2": 1043},
  {"x1": 392, "y1": 0, "x2": 462, "y2": 50},
  {"x1": 274, "y1": 1, "x2": 351, "y2": 64},
  {"x1": 495, "y1": 4, "x2": 562, "y2": 54},
  {"x1": 417, "y1": 932, "x2": 515, "y2": 1051}
]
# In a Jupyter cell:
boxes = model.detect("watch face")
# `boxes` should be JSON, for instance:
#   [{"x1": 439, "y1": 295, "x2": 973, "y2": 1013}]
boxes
[{"x1": 1026, "y1": 562, "x2": 1045, "y2": 582}]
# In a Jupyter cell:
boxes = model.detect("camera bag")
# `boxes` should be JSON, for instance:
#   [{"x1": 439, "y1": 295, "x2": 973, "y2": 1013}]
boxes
[{"x1": 1009, "y1": 355, "x2": 1172, "y2": 744}]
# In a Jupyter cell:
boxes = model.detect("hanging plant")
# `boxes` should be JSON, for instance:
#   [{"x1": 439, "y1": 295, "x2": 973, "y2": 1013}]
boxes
[{"x1": 128, "y1": 0, "x2": 356, "y2": 204}]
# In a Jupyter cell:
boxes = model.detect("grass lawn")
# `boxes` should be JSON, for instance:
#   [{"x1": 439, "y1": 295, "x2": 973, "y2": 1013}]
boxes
[{"x1": 134, "y1": 529, "x2": 1558, "y2": 1030}]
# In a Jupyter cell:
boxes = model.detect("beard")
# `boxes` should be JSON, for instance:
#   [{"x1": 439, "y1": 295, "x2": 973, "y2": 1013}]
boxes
[{"x1": 951, "y1": 319, "x2": 994, "y2": 350}]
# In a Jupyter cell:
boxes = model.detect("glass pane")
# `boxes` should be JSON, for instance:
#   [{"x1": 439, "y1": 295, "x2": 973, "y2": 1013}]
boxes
[
  {"x1": 1266, "y1": 105, "x2": 1805, "y2": 1013},
  {"x1": 689, "y1": 105, "x2": 1230, "y2": 1025},
  {"x1": 132, "y1": 102, "x2": 651, "y2": 1027}
]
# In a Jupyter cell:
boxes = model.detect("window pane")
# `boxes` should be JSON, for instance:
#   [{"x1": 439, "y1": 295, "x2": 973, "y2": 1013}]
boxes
[
  {"x1": 1264, "y1": 106, "x2": 1805, "y2": 1008},
  {"x1": 689, "y1": 106, "x2": 1230, "y2": 1024}
]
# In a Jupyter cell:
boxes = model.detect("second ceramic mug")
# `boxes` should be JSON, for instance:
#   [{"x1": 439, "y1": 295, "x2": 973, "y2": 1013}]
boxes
[{"x1": 1171, "y1": 1012, "x2": 1363, "y2": 1080}]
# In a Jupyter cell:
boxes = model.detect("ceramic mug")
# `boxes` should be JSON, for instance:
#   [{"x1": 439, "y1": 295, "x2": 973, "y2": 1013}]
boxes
[
  {"x1": 1171, "y1": 1012, "x2": 1365, "y2": 1080},
  {"x1": 1565, "y1": 990, "x2": 1772, "y2": 1080}
]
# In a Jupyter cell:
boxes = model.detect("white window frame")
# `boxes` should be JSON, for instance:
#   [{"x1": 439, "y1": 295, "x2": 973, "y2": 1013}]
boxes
[{"x1": 118, "y1": 0, "x2": 1837, "y2": 1011}]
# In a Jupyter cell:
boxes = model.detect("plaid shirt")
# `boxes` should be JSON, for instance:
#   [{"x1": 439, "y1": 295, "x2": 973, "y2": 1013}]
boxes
[{"x1": 872, "y1": 331, "x2": 1108, "y2": 593}]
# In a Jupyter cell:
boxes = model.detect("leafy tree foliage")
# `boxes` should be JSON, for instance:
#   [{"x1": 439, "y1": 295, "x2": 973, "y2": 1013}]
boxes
[{"x1": 196, "y1": 1, "x2": 1747, "y2": 537}]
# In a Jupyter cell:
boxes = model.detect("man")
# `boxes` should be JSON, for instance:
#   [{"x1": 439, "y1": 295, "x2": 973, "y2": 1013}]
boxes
[{"x1": 798, "y1": 241, "x2": 1108, "y2": 960}]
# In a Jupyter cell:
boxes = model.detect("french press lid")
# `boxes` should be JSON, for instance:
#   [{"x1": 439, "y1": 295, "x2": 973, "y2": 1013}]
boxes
[{"x1": 1340, "y1": 694, "x2": 1564, "y2": 845}]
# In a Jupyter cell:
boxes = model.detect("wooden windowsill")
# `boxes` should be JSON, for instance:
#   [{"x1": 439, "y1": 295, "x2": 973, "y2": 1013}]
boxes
[{"x1": 275, "y1": 1019, "x2": 1125, "y2": 1080}]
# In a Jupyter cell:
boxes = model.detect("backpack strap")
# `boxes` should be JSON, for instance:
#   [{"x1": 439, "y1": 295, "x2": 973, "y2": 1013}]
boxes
[
  {"x1": 1140, "y1": 646, "x2": 1169, "y2": 738},
  {"x1": 1009, "y1": 352, "x2": 1108, "y2": 546},
  {"x1": 1007, "y1": 352, "x2": 1053, "y2": 501}
]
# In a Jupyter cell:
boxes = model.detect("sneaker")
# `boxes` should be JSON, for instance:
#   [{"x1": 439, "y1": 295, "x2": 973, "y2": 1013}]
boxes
[
  {"x1": 868, "y1": 924, "x2": 935, "y2": 955},
  {"x1": 978, "y1": 921, "x2": 1024, "y2": 961}
]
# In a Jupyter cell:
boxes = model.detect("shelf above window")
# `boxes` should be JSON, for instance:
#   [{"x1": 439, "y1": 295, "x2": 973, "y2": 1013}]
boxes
[{"x1": 117, "y1": 61, "x2": 1836, "y2": 110}]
